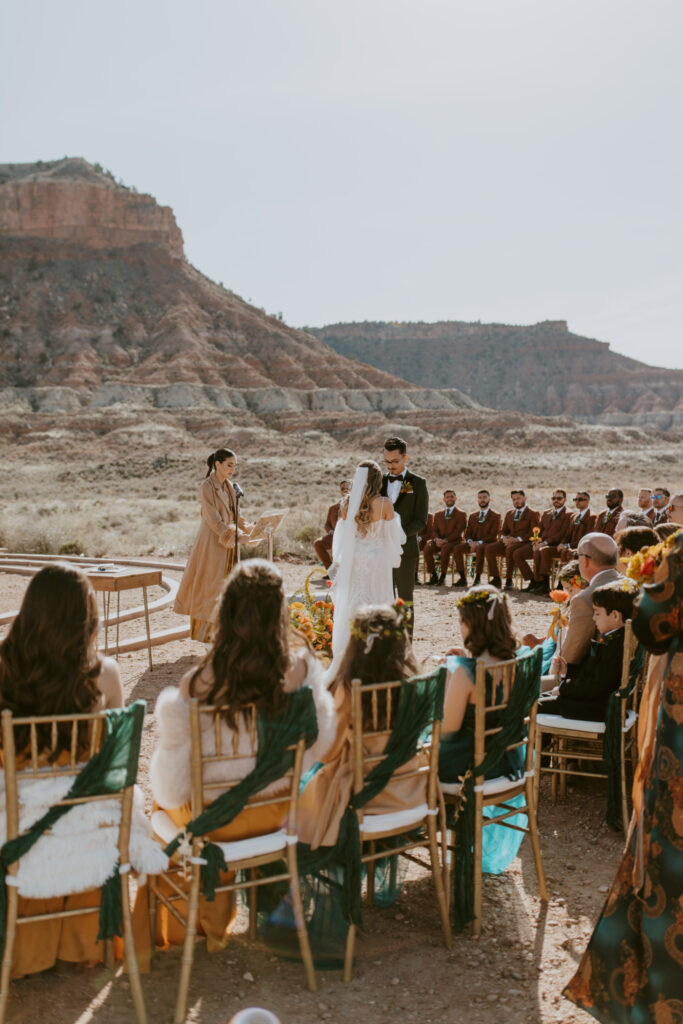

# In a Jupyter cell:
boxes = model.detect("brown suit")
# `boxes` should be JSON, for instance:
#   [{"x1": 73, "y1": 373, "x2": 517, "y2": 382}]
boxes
[
  {"x1": 652, "y1": 506, "x2": 672, "y2": 526},
  {"x1": 485, "y1": 506, "x2": 541, "y2": 580},
  {"x1": 314, "y1": 501, "x2": 342, "y2": 569},
  {"x1": 595, "y1": 506, "x2": 623, "y2": 537},
  {"x1": 532, "y1": 507, "x2": 574, "y2": 579},
  {"x1": 559, "y1": 510, "x2": 597, "y2": 563},
  {"x1": 453, "y1": 508, "x2": 501, "y2": 575},
  {"x1": 424, "y1": 507, "x2": 467, "y2": 576}
]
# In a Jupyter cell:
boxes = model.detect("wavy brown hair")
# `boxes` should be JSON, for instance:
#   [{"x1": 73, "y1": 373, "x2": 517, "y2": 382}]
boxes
[
  {"x1": 331, "y1": 604, "x2": 419, "y2": 730},
  {"x1": 354, "y1": 460, "x2": 384, "y2": 537},
  {"x1": 0, "y1": 564, "x2": 102, "y2": 755},
  {"x1": 189, "y1": 559, "x2": 289, "y2": 728},
  {"x1": 458, "y1": 585, "x2": 517, "y2": 661}
]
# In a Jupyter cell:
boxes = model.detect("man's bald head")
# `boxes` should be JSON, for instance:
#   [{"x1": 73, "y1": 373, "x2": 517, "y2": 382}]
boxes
[{"x1": 578, "y1": 532, "x2": 618, "y2": 579}]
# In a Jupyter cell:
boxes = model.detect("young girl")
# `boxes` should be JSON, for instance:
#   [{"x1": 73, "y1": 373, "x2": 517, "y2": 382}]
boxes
[
  {"x1": 0, "y1": 563, "x2": 126, "y2": 978},
  {"x1": 297, "y1": 601, "x2": 424, "y2": 850},
  {"x1": 151, "y1": 558, "x2": 336, "y2": 949},
  {"x1": 439, "y1": 583, "x2": 523, "y2": 784}
]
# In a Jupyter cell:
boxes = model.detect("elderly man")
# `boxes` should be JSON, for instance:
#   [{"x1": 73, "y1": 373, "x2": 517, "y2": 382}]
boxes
[{"x1": 558, "y1": 532, "x2": 623, "y2": 677}]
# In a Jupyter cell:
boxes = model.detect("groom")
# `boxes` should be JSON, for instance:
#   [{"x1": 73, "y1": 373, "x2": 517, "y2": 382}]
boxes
[{"x1": 381, "y1": 436, "x2": 429, "y2": 626}]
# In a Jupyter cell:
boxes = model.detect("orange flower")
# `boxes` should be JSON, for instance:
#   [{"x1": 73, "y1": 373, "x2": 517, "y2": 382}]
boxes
[{"x1": 549, "y1": 590, "x2": 569, "y2": 603}]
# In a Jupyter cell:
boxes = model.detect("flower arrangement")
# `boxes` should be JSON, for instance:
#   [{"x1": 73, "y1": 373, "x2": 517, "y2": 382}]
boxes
[
  {"x1": 626, "y1": 531, "x2": 681, "y2": 584},
  {"x1": 289, "y1": 568, "x2": 334, "y2": 654},
  {"x1": 547, "y1": 590, "x2": 570, "y2": 640},
  {"x1": 530, "y1": 527, "x2": 542, "y2": 544}
]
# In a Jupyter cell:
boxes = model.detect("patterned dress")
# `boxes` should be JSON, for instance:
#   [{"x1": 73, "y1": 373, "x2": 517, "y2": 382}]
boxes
[{"x1": 564, "y1": 530, "x2": 683, "y2": 1023}]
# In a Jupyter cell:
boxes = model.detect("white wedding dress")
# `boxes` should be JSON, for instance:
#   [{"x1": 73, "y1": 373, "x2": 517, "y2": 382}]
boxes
[{"x1": 329, "y1": 514, "x2": 406, "y2": 670}]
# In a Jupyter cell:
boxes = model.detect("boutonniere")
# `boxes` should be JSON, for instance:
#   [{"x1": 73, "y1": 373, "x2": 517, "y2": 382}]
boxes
[{"x1": 399, "y1": 480, "x2": 413, "y2": 495}]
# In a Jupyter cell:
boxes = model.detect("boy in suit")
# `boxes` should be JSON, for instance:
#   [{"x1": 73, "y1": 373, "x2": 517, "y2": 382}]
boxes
[
  {"x1": 381, "y1": 436, "x2": 429, "y2": 626},
  {"x1": 539, "y1": 581, "x2": 635, "y2": 721}
]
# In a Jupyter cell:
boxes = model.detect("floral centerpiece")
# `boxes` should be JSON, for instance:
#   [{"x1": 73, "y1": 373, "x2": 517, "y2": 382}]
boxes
[{"x1": 288, "y1": 568, "x2": 334, "y2": 655}]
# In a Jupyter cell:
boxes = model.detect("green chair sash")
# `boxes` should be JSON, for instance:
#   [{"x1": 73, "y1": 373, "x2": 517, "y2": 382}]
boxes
[{"x1": 603, "y1": 642, "x2": 645, "y2": 831}]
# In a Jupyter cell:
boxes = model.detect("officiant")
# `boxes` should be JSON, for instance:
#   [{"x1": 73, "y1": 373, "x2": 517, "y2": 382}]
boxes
[
  {"x1": 174, "y1": 448, "x2": 253, "y2": 642},
  {"x1": 381, "y1": 436, "x2": 429, "y2": 628}
]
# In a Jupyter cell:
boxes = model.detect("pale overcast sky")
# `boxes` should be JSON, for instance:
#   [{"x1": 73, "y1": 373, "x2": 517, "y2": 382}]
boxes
[{"x1": 3, "y1": 0, "x2": 681, "y2": 367}]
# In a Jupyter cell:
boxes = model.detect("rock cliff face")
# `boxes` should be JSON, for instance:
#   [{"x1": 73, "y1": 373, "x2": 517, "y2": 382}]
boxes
[
  {"x1": 0, "y1": 159, "x2": 184, "y2": 257},
  {"x1": 310, "y1": 320, "x2": 683, "y2": 431}
]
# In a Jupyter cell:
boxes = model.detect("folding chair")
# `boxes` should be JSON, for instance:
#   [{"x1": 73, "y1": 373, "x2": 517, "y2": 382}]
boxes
[
  {"x1": 534, "y1": 620, "x2": 647, "y2": 833},
  {"x1": 343, "y1": 670, "x2": 452, "y2": 981},
  {"x1": 443, "y1": 650, "x2": 548, "y2": 937},
  {"x1": 149, "y1": 696, "x2": 317, "y2": 1024},
  {"x1": 0, "y1": 703, "x2": 148, "y2": 1023}
]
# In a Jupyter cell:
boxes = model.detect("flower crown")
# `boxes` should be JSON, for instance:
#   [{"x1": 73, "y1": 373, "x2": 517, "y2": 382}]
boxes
[
  {"x1": 626, "y1": 531, "x2": 681, "y2": 584},
  {"x1": 350, "y1": 599, "x2": 413, "y2": 654},
  {"x1": 457, "y1": 588, "x2": 506, "y2": 621}
]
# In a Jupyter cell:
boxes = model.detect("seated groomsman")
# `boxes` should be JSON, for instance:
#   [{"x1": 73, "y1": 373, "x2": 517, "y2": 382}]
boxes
[
  {"x1": 595, "y1": 488, "x2": 624, "y2": 537},
  {"x1": 313, "y1": 479, "x2": 350, "y2": 575},
  {"x1": 424, "y1": 490, "x2": 467, "y2": 584},
  {"x1": 452, "y1": 489, "x2": 501, "y2": 587},
  {"x1": 485, "y1": 489, "x2": 540, "y2": 590},
  {"x1": 527, "y1": 489, "x2": 574, "y2": 594},
  {"x1": 637, "y1": 487, "x2": 654, "y2": 518},
  {"x1": 559, "y1": 491, "x2": 596, "y2": 563},
  {"x1": 650, "y1": 487, "x2": 672, "y2": 525}
]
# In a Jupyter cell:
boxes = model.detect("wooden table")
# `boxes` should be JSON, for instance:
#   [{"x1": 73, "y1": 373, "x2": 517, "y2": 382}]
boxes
[{"x1": 87, "y1": 566, "x2": 162, "y2": 669}]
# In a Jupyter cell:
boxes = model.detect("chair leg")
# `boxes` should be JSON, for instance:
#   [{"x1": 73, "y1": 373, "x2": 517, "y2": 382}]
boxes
[
  {"x1": 121, "y1": 873, "x2": 148, "y2": 1024},
  {"x1": 0, "y1": 884, "x2": 19, "y2": 1024},
  {"x1": 285, "y1": 845, "x2": 317, "y2": 993},
  {"x1": 343, "y1": 923, "x2": 356, "y2": 983},
  {"x1": 148, "y1": 877, "x2": 157, "y2": 951},
  {"x1": 427, "y1": 814, "x2": 452, "y2": 947},
  {"x1": 525, "y1": 777, "x2": 548, "y2": 902},
  {"x1": 534, "y1": 730, "x2": 542, "y2": 813},
  {"x1": 366, "y1": 841, "x2": 376, "y2": 906},
  {"x1": 471, "y1": 791, "x2": 483, "y2": 939},
  {"x1": 620, "y1": 735, "x2": 629, "y2": 835},
  {"x1": 249, "y1": 868, "x2": 258, "y2": 940},
  {"x1": 174, "y1": 860, "x2": 201, "y2": 1024},
  {"x1": 104, "y1": 939, "x2": 115, "y2": 971}
]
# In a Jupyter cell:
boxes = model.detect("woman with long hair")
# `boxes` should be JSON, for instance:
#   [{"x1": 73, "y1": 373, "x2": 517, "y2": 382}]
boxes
[
  {"x1": 328, "y1": 460, "x2": 406, "y2": 671},
  {"x1": 174, "y1": 448, "x2": 253, "y2": 643},
  {"x1": 0, "y1": 563, "x2": 126, "y2": 979},
  {"x1": 151, "y1": 558, "x2": 336, "y2": 949}
]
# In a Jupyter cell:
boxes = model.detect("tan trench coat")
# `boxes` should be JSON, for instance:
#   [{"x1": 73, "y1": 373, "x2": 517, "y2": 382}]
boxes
[{"x1": 175, "y1": 474, "x2": 246, "y2": 624}]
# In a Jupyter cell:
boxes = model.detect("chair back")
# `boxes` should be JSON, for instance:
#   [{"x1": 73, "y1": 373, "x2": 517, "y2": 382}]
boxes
[
  {"x1": 189, "y1": 700, "x2": 307, "y2": 839},
  {"x1": 349, "y1": 670, "x2": 445, "y2": 829},
  {"x1": 620, "y1": 620, "x2": 647, "y2": 717},
  {"x1": 473, "y1": 651, "x2": 541, "y2": 784}
]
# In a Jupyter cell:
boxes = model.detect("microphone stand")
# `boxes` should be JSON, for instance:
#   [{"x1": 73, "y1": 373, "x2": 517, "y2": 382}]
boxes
[{"x1": 234, "y1": 490, "x2": 241, "y2": 564}]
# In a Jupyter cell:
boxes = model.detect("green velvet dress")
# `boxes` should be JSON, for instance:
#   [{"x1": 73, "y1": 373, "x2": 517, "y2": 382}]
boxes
[{"x1": 564, "y1": 529, "x2": 683, "y2": 1022}]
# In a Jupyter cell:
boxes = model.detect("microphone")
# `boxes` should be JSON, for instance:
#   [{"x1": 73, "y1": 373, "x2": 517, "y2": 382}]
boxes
[{"x1": 233, "y1": 482, "x2": 244, "y2": 499}]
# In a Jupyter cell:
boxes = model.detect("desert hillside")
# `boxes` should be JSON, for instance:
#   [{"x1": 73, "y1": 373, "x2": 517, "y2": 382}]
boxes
[{"x1": 310, "y1": 320, "x2": 683, "y2": 430}]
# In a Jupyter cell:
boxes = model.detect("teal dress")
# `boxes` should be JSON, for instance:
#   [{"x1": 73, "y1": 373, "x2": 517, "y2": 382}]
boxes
[
  {"x1": 564, "y1": 529, "x2": 683, "y2": 1022},
  {"x1": 439, "y1": 654, "x2": 527, "y2": 875}
]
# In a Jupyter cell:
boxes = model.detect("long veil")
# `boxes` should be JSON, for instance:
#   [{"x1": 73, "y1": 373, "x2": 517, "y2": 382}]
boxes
[{"x1": 328, "y1": 465, "x2": 369, "y2": 671}]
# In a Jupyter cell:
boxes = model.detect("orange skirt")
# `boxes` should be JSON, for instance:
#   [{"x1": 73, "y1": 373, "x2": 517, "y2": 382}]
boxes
[{"x1": 152, "y1": 800, "x2": 288, "y2": 951}]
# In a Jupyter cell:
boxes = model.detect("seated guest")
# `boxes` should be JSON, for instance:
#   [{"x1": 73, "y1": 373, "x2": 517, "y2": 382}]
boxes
[
  {"x1": 452, "y1": 489, "x2": 501, "y2": 587},
  {"x1": 655, "y1": 522, "x2": 680, "y2": 541},
  {"x1": 297, "y1": 602, "x2": 425, "y2": 849},
  {"x1": 522, "y1": 559, "x2": 587, "y2": 652},
  {"x1": 527, "y1": 488, "x2": 573, "y2": 594},
  {"x1": 485, "y1": 489, "x2": 540, "y2": 590},
  {"x1": 539, "y1": 581, "x2": 635, "y2": 721},
  {"x1": 0, "y1": 564, "x2": 135, "y2": 979},
  {"x1": 424, "y1": 489, "x2": 467, "y2": 585},
  {"x1": 558, "y1": 491, "x2": 596, "y2": 563},
  {"x1": 615, "y1": 509, "x2": 655, "y2": 532},
  {"x1": 439, "y1": 585, "x2": 524, "y2": 783},
  {"x1": 615, "y1": 525, "x2": 658, "y2": 562},
  {"x1": 596, "y1": 489, "x2": 624, "y2": 536},
  {"x1": 637, "y1": 487, "x2": 653, "y2": 518},
  {"x1": 668, "y1": 494, "x2": 683, "y2": 526},
  {"x1": 314, "y1": 480, "x2": 351, "y2": 577},
  {"x1": 150, "y1": 559, "x2": 336, "y2": 950},
  {"x1": 555, "y1": 533, "x2": 622, "y2": 678},
  {"x1": 651, "y1": 487, "x2": 672, "y2": 525}
]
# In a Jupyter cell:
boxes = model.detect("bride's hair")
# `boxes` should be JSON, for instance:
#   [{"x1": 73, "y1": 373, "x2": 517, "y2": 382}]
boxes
[
  {"x1": 189, "y1": 559, "x2": 289, "y2": 728},
  {"x1": 330, "y1": 603, "x2": 419, "y2": 730},
  {"x1": 354, "y1": 460, "x2": 383, "y2": 536}
]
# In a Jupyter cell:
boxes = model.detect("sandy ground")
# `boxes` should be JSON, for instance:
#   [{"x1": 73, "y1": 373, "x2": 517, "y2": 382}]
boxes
[{"x1": 0, "y1": 560, "x2": 628, "y2": 1024}]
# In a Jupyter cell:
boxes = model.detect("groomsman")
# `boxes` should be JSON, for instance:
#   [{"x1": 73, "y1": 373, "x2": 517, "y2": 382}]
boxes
[
  {"x1": 485, "y1": 489, "x2": 540, "y2": 589},
  {"x1": 452, "y1": 489, "x2": 501, "y2": 586},
  {"x1": 424, "y1": 490, "x2": 467, "y2": 584},
  {"x1": 381, "y1": 436, "x2": 429, "y2": 623},
  {"x1": 651, "y1": 487, "x2": 672, "y2": 525},
  {"x1": 558, "y1": 491, "x2": 596, "y2": 563},
  {"x1": 313, "y1": 480, "x2": 351, "y2": 575},
  {"x1": 527, "y1": 489, "x2": 574, "y2": 594},
  {"x1": 596, "y1": 488, "x2": 624, "y2": 537}
]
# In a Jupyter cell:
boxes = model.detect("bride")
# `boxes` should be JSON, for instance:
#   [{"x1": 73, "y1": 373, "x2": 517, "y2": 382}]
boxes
[{"x1": 328, "y1": 460, "x2": 407, "y2": 669}]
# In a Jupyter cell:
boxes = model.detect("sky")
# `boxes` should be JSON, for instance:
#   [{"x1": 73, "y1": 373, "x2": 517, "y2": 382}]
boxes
[{"x1": 3, "y1": 0, "x2": 682, "y2": 368}]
